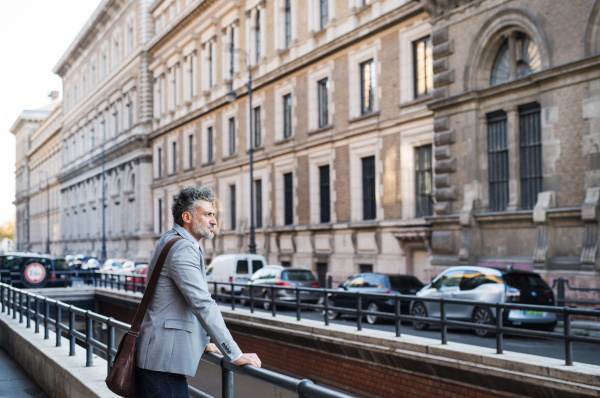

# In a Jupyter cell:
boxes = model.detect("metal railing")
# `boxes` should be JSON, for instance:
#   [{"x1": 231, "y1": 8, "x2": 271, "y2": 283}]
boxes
[
  {"x1": 208, "y1": 281, "x2": 600, "y2": 366},
  {"x1": 552, "y1": 277, "x2": 600, "y2": 306},
  {"x1": 0, "y1": 282, "x2": 353, "y2": 398}
]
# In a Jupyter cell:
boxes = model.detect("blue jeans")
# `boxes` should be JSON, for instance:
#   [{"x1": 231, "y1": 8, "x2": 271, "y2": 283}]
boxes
[{"x1": 136, "y1": 366, "x2": 189, "y2": 398}]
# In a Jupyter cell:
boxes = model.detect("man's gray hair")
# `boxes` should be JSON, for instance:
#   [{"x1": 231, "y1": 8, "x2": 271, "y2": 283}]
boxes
[{"x1": 172, "y1": 186, "x2": 215, "y2": 227}]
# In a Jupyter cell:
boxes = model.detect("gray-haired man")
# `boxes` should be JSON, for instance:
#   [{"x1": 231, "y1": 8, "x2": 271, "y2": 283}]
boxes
[{"x1": 136, "y1": 186, "x2": 261, "y2": 398}]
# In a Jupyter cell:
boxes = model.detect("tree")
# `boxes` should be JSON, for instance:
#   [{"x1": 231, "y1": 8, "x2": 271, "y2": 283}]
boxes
[{"x1": 0, "y1": 220, "x2": 15, "y2": 241}]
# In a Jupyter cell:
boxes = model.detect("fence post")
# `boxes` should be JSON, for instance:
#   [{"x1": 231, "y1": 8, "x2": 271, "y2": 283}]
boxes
[
  {"x1": 44, "y1": 299, "x2": 50, "y2": 340},
  {"x1": 395, "y1": 296, "x2": 401, "y2": 337},
  {"x1": 270, "y1": 285, "x2": 276, "y2": 317},
  {"x1": 34, "y1": 296, "x2": 39, "y2": 333},
  {"x1": 557, "y1": 278, "x2": 565, "y2": 321},
  {"x1": 440, "y1": 298, "x2": 447, "y2": 345},
  {"x1": 357, "y1": 294, "x2": 362, "y2": 332},
  {"x1": 69, "y1": 306, "x2": 76, "y2": 356},
  {"x1": 327, "y1": 275, "x2": 332, "y2": 289},
  {"x1": 230, "y1": 284, "x2": 235, "y2": 310},
  {"x1": 26, "y1": 293, "x2": 31, "y2": 328},
  {"x1": 296, "y1": 287, "x2": 301, "y2": 322},
  {"x1": 564, "y1": 307, "x2": 573, "y2": 366},
  {"x1": 1, "y1": 284, "x2": 4, "y2": 313},
  {"x1": 324, "y1": 292, "x2": 330, "y2": 326},
  {"x1": 496, "y1": 303, "x2": 503, "y2": 354},
  {"x1": 18, "y1": 291, "x2": 23, "y2": 323},
  {"x1": 250, "y1": 285, "x2": 254, "y2": 314},
  {"x1": 86, "y1": 311, "x2": 93, "y2": 366},
  {"x1": 11, "y1": 288, "x2": 16, "y2": 319},
  {"x1": 107, "y1": 319, "x2": 115, "y2": 374},
  {"x1": 56, "y1": 303, "x2": 62, "y2": 347},
  {"x1": 220, "y1": 358, "x2": 234, "y2": 398}
]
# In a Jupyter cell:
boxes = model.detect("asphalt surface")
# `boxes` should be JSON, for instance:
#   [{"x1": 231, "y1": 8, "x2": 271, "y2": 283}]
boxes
[{"x1": 219, "y1": 304, "x2": 600, "y2": 366}]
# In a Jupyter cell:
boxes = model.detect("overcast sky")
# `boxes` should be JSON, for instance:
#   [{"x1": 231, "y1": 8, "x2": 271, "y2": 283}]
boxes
[{"x1": 0, "y1": 1, "x2": 101, "y2": 225}]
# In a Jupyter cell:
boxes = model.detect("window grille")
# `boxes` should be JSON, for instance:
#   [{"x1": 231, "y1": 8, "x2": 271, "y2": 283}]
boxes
[
  {"x1": 207, "y1": 127, "x2": 213, "y2": 162},
  {"x1": 283, "y1": 94, "x2": 292, "y2": 138},
  {"x1": 487, "y1": 110, "x2": 509, "y2": 212},
  {"x1": 255, "y1": 179, "x2": 263, "y2": 228},
  {"x1": 319, "y1": 165, "x2": 330, "y2": 223},
  {"x1": 320, "y1": 0, "x2": 328, "y2": 30},
  {"x1": 254, "y1": 107, "x2": 262, "y2": 147},
  {"x1": 519, "y1": 102, "x2": 542, "y2": 210},
  {"x1": 285, "y1": 0, "x2": 291, "y2": 48},
  {"x1": 229, "y1": 117, "x2": 236, "y2": 155},
  {"x1": 362, "y1": 156, "x2": 376, "y2": 220},
  {"x1": 255, "y1": 10, "x2": 261, "y2": 63},
  {"x1": 284, "y1": 172, "x2": 293, "y2": 225},
  {"x1": 172, "y1": 141, "x2": 177, "y2": 173},
  {"x1": 413, "y1": 36, "x2": 433, "y2": 98},
  {"x1": 415, "y1": 145, "x2": 433, "y2": 217},
  {"x1": 188, "y1": 134, "x2": 193, "y2": 168},
  {"x1": 230, "y1": 185, "x2": 236, "y2": 231},
  {"x1": 318, "y1": 78, "x2": 329, "y2": 128},
  {"x1": 360, "y1": 60, "x2": 374, "y2": 115}
]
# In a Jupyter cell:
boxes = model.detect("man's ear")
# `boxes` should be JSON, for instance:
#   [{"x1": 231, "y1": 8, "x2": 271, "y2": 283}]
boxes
[{"x1": 182, "y1": 211, "x2": 191, "y2": 224}]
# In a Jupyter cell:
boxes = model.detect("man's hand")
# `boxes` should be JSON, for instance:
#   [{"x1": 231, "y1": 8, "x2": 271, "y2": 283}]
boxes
[
  {"x1": 234, "y1": 353, "x2": 261, "y2": 368},
  {"x1": 204, "y1": 343, "x2": 221, "y2": 355}
]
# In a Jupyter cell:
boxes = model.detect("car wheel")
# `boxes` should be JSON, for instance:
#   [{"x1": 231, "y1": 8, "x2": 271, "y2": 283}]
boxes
[
  {"x1": 366, "y1": 302, "x2": 380, "y2": 325},
  {"x1": 472, "y1": 307, "x2": 494, "y2": 337},
  {"x1": 20, "y1": 262, "x2": 49, "y2": 289},
  {"x1": 411, "y1": 302, "x2": 429, "y2": 330},
  {"x1": 322, "y1": 299, "x2": 339, "y2": 320},
  {"x1": 262, "y1": 292, "x2": 271, "y2": 311}
]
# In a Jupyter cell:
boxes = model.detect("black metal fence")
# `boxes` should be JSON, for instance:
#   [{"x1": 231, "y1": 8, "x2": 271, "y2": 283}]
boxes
[
  {"x1": 552, "y1": 277, "x2": 600, "y2": 307},
  {"x1": 0, "y1": 282, "x2": 353, "y2": 398}
]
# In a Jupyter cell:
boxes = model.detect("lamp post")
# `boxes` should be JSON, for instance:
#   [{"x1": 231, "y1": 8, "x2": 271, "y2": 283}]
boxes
[
  {"x1": 226, "y1": 47, "x2": 256, "y2": 254},
  {"x1": 38, "y1": 171, "x2": 50, "y2": 254}
]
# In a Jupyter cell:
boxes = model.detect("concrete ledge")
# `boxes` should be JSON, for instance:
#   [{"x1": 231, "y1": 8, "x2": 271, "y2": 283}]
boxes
[{"x1": 0, "y1": 310, "x2": 114, "y2": 398}]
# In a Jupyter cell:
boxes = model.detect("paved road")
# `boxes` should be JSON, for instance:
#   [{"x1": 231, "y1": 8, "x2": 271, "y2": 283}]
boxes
[
  {"x1": 221, "y1": 304, "x2": 600, "y2": 366},
  {"x1": 0, "y1": 347, "x2": 48, "y2": 398}
]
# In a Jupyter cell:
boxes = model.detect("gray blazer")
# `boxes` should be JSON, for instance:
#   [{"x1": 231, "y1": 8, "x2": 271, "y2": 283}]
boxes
[{"x1": 136, "y1": 224, "x2": 242, "y2": 376}]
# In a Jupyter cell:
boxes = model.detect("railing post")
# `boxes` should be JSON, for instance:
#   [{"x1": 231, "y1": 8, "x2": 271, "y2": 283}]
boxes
[
  {"x1": 107, "y1": 319, "x2": 115, "y2": 374},
  {"x1": 44, "y1": 298, "x2": 50, "y2": 340},
  {"x1": 357, "y1": 294, "x2": 362, "y2": 331},
  {"x1": 327, "y1": 275, "x2": 332, "y2": 289},
  {"x1": 440, "y1": 298, "x2": 447, "y2": 345},
  {"x1": 11, "y1": 288, "x2": 16, "y2": 319},
  {"x1": 230, "y1": 284, "x2": 235, "y2": 310},
  {"x1": 564, "y1": 307, "x2": 573, "y2": 366},
  {"x1": 324, "y1": 291, "x2": 330, "y2": 326},
  {"x1": 34, "y1": 296, "x2": 39, "y2": 333},
  {"x1": 26, "y1": 293, "x2": 31, "y2": 328},
  {"x1": 1, "y1": 284, "x2": 4, "y2": 313},
  {"x1": 220, "y1": 358, "x2": 234, "y2": 398},
  {"x1": 496, "y1": 303, "x2": 503, "y2": 354},
  {"x1": 86, "y1": 311, "x2": 93, "y2": 366},
  {"x1": 296, "y1": 287, "x2": 301, "y2": 321},
  {"x1": 395, "y1": 296, "x2": 401, "y2": 337},
  {"x1": 69, "y1": 306, "x2": 76, "y2": 356},
  {"x1": 56, "y1": 303, "x2": 62, "y2": 347},
  {"x1": 250, "y1": 285, "x2": 254, "y2": 314},
  {"x1": 270, "y1": 285, "x2": 276, "y2": 317},
  {"x1": 18, "y1": 291, "x2": 23, "y2": 323},
  {"x1": 557, "y1": 278, "x2": 565, "y2": 321}
]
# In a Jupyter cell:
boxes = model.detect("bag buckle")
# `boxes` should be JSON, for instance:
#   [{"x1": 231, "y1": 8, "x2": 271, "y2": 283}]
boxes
[{"x1": 127, "y1": 330, "x2": 139, "y2": 337}]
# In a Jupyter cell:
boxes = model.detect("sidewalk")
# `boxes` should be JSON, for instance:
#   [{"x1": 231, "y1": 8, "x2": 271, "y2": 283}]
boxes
[
  {"x1": 0, "y1": 347, "x2": 48, "y2": 398},
  {"x1": 557, "y1": 320, "x2": 600, "y2": 338}
]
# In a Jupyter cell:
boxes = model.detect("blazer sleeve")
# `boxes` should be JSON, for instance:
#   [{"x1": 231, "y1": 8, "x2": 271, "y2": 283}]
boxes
[{"x1": 169, "y1": 240, "x2": 243, "y2": 361}]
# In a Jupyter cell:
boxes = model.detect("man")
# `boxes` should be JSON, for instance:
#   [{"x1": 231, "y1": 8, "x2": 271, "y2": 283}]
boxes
[{"x1": 136, "y1": 186, "x2": 261, "y2": 397}]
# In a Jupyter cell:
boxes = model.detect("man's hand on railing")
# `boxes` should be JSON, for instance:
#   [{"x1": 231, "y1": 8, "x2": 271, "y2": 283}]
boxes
[
  {"x1": 204, "y1": 343, "x2": 221, "y2": 355},
  {"x1": 234, "y1": 353, "x2": 262, "y2": 368}
]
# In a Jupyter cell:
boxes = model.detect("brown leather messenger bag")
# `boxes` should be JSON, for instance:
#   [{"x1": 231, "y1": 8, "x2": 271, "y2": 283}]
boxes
[{"x1": 105, "y1": 237, "x2": 183, "y2": 398}]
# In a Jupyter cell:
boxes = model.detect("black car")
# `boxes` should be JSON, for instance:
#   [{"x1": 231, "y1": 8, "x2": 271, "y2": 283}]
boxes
[
  {"x1": 328, "y1": 273, "x2": 424, "y2": 324},
  {"x1": 0, "y1": 252, "x2": 71, "y2": 288}
]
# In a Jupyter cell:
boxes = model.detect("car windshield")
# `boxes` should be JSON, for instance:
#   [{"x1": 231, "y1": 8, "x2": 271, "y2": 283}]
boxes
[
  {"x1": 389, "y1": 276, "x2": 422, "y2": 289},
  {"x1": 281, "y1": 270, "x2": 315, "y2": 281},
  {"x1": 503, "y1": 273, "x2": 548, "y2": 289},
  {"x1": 54, "y1": 259, "x2": 69, "y2": 271}
]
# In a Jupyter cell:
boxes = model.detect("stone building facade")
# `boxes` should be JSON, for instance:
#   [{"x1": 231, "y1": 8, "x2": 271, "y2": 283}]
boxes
[{"x1": 421, "y1": 0, "x2": 600, "y2": 286}]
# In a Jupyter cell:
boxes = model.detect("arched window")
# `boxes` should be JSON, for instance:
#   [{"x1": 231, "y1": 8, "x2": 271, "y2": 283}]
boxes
[{"x1": 491, "y1": 32, "x2": 541, "y2": 86}]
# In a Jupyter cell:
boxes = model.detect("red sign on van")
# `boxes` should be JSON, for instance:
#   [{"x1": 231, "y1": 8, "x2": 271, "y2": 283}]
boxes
[{"x1": 24, "y1": 263, "x2": 46, "y2": 284}]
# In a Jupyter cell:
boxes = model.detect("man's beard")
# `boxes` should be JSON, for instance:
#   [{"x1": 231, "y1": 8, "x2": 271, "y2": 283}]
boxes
[{"x1": 192, "y1": 217, "x2": 214, "y2": 239}]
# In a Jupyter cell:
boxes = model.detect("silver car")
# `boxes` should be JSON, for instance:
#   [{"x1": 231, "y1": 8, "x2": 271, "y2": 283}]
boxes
[
  {"x1": 410, "y1": 266, "x2": 557, "y2": 337},
  {"x1": 240, "y1": 265, "x2": 321, "y2": 310}
]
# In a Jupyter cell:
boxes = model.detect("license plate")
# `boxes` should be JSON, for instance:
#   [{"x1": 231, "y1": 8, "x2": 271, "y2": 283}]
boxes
[{"x1": 524, "y1": 310, "x2": 544, "y2": 315}]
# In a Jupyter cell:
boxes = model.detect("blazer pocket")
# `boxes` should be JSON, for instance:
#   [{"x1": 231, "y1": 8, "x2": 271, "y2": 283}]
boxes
[{"x1": 164, "y1": 319, "x2": 194, "y2": 333}]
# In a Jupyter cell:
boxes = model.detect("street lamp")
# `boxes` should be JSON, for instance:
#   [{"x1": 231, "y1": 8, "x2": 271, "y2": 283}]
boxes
[
  {"x1": 38, "y1": 171, "x2": 50, "y2": 254},
  {"x1": 226, "y1": 47, "x2": 256, "y2": 254},
  {"x1": 90, "y1": 121, "x2": 107, "y2": 263}
]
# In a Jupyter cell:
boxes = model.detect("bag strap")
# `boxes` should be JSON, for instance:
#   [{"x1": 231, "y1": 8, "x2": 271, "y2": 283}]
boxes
[{"x1": 129, "y1": 237, "x2": 183, "y2": 334}]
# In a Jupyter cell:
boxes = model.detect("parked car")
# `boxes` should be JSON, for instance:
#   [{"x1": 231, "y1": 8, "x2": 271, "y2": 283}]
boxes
[
  {"x1": 240, "y1": 266, "x2": 321, "y2": 309},
  {"x1": 410, "y1": 266, "x2": 557, "y2": 336},
  {"x1": 206, "y1": 254, "x2": 266, "y2": 295},
  {"x1": 126, "y1": 264, "x2": 148, "y2": 292},
  {"x1": 102, "y1": 259, "x2": 135, "y2": 273},
  {"x1": 70, "y1": 254, "x2": 101, "y2": 270},
  {"x1": 327, "y1": 273, "x2": 424, "y2": 324},
  {"x1": 0, "y1": 252, "x2": 71, "y2": 288}
]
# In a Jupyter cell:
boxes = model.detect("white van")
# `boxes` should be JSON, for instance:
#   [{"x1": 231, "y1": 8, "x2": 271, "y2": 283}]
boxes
[{"x1": 205, "y1": 254, "x2": 266, "y2": 294}]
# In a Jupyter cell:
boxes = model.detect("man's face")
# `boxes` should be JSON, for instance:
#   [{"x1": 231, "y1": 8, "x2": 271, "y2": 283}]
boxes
[{"x1": 190, "y1": 200, "x2": 217, "y2": 239}]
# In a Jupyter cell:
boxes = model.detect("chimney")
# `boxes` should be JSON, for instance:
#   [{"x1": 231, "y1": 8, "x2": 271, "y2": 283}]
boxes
[{"x1": 49, "y1": 91, "x2": 59, "y2": 100}]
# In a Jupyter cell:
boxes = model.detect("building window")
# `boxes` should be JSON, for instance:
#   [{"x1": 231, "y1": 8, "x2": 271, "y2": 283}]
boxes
[
  {"x1": 113, "y1": 108, "x2": 118, "y2": 135},
  {"x1": 208, "y1": 42, "x2": 214, "y2": 89},
  {"x1": 207, "y1": 126, "x2": 213, "y2": 162},
  {"x1": 360, "y1": 60, "x2": 374, "y2": 115},
  {"x1": 320, "y1": 0, "x2": 328, "y2": 30},
  {"x1": 362, "y1": 156, "x2": 376, "y2": 220},
  {"x1": 128, "y1": 25, "x2": 134, "y2": 53},
  {"x1": 415, "y1": 145, "x2": 433, "y2": 217},
  {"x1": 172, "y1": 141, "x2": 177, "y2": 173},
  {"x1": 318, "y1": 78, "x2": 329, "y2": 128},
  {"x1": 229, "y1": 117, "x2": 236, "y2": 155},
  {"x1": 491, "y1": 32, "x2": 541, "y2": 86},
  {"x1": 283, "y1": 94, "x2": 292, "y2": 138},
  {"x1": 285, "y1": 0, "x2": 291, "y2": 48},
  {"x1": 519, "y1": 102, "x2": 542, "y2": 210},
  {"x1": 284, "y1": 172, "x2": 293, "y2": 225},
  {"x1": 487, "y1": 110, "x2": 509, "y2": 212},
  {"x1": 230, "y1": 185, "x2": 236, "y2": 231},
  {"x1": 171, "y1": 66, "x2": 178, "y2": 109},
  {"x1": 255, "y1": 179, "x2": 262, "y2": 228},
  {"x1": 319, "y1": 165, "x2": 330, "y2": 223},
  {"x1": 113, "y1": 41, "x2": 119, "y2": 67},
  {"x1": 188, "y1": 134, "x2": 194, "y2": 168},
  {"x1": 253, "y1": 106, "x2": 262, "y2": 147},
  {"x1": 229, "y1": 28, "x2": 235, "y2": 78},
  {"x1": 157, "y1": 76, "x2": 163, "y2": 115},
  {"x1": 188, "y1": 53, "x2": 195, "y2": 100},
  {"x1": 158, "y1": 198, "x2": 163, "y2": 233},
  {"x1": 126, "y1": 100, "x2": 133, "y2": 129},
  {"x1": 158, "y1": 148, "x2": 162, "y2": 178},
  {"x1": 413, "y1": 36, "x2": 433, "y2": 98},
  {"x1": 255, "y1": 10, "x2": 261, "y2": 63}
]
